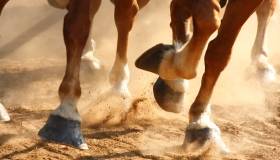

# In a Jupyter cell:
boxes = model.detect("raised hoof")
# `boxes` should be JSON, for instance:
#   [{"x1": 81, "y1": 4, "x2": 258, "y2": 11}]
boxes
[
  {"x1": 182, "y1": 127, "x2": 213, "y2": 155},
  {"x1": 135, "y1": 43, "x2": 175, "y2": 74},
  {"x1": 153, "y1": 77, "x2": 184, "y2": 113},
  {"x1": 38, "y1": 115, "x2": 88, "y2": 150}
]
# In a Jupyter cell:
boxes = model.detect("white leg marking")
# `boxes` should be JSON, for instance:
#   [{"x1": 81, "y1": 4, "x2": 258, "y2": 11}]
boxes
[
  {"x1": 158, "y1": 41, "x2": 197, "y2": 80},
  {"x1": 253, "y1": 54, "x2": 276, "y2": 83},
  {"x1": 79, "y1": 143, "x2": 89, "y2": 150},
  {"x1": 173, "y1": 43, "x2": 198, "y2": 79},
  {"x1": 164, "y1": 78, "x2": 189, "y2": 93},
  {"x1": 173, "y1": 41, "x2": 185, "y2": 52},
  {"x1": 158, "y1": 41, "x2": 186, "y2": 80},
  {"x1": 0, "y1": 103, "x2": 10, "y2": 122},
  {"x1": 82, "y1": 39, "x2": 102, "y2": 70},
  {"x1": 52, "y1": 100, "x2": 81, "y2": 121},
  {"x1": 109, "y1": 56, "x2": 130, "y2": 98},
  {"x1": 188, "y1": 105, "x2": 230, "y2": 154},
  {"x1": 158, "y1": 50, "x2": 179, "y2": 80}
]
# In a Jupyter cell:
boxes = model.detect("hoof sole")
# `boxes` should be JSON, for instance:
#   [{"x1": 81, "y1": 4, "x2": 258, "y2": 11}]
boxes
[
  {"x1": 153, "y1": 77, "x2": 184, "y2": 113},
  {"x1": 38, "y1": 115, "x2": 87, "y2": 149}
]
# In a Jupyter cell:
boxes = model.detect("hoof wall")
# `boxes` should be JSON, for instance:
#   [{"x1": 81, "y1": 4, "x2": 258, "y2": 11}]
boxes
[
  {"x1": 38, "y1": 115, "x2": 87, "y2": 149},
  {"x1": 153, "y1": 77, "x2": 184, "y2": 113},
  {"x1": 183, "y1": 126, "x2": 230, "y2": 155},
  {"x1": 135, "y1": 43, "x2": 175, "y2": 74},
  {"x1": 182, "y1": 127, "x2": 213, "y2": 154},
  {"x1": 185, "y1": 127, "x2": 212, "y2": 145}
]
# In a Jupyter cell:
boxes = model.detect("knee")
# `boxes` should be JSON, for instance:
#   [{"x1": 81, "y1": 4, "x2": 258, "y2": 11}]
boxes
[
  {"x1": 197, "y1": 15, "x2": 220, "y2": 35},
  {"x1": 256, "y1": 0, "x2": 277, "y2": 17},
  {"x1": 194, "y1": 1, "x2": 221, "y2": 34}
]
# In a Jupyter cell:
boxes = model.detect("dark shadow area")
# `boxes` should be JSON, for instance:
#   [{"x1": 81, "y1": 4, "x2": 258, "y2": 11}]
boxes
[
  {"x1": 84, "y1": 128, "x2": 142, "y2": 140},
  {"x1": 0, "y1": 65, "x2": 64, "y2": 98},
  {"x1": 0, "y1": 6, "x2": 63, "y2": 58}
]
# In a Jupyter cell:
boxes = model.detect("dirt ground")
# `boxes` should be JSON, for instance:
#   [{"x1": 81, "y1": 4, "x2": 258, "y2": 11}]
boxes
[{"x1": 1, "y1": 0, "x2": 280, "y2": 159}]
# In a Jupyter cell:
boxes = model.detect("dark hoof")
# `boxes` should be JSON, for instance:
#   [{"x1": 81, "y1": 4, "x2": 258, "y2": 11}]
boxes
[
  {"x1": 182, "y1": 127, "x2": 213, "y2": 154},
  {"x1": 38, "y1": 115, "x2": 88, "y2": 150},
  {"x1": 185, "y1": 127, "x2": 212, "y2": 144},
  {"x1": 153, "y1": 77, "x2": 184, "y2": 113},
  {"x1": 135, "y1": 43, "x2": 175, "y2": 74}
]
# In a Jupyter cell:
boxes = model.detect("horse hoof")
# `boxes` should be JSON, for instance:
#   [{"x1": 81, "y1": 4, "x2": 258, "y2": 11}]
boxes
[
  {"x1": 182, "y1": 126, "x2": 230, "y2": 155},
  {"x1": 182, "y1": 127, "x2": 213, "y2": 155},
  {"x1": 257, "y1": 65, "x2": 276, "y2": 84},
  {"x1": 153, "y1": 77, "x2": 186, "y2": 113},
  {"x1": 135, "y1": 43, "x2": 175, "y2": 74},
  {"x1": 0, "y1": 103, "x2": 10, "y2": 122},
  {"x1": 38, "y1": 115, "x2": 88, "y2": 150}
]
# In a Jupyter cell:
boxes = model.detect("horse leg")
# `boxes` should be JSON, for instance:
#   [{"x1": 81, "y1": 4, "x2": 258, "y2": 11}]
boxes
[
  {"x1": 183, "y1": 0, "x2": 263, "y2": 154},
  {"x1": 0, "y1": 0, "x2": 9, "y2": 15},
  {"x1": 48, "y1": 0, "x2": 103, "y2": 72},
  {"x1": 136, "y1": 0, "x2": 221, "y2": 80},
  {"x1": 0, "y1": 0, "x2": 11, "y2": 122},
  {"x1": 38, "y1": 0, "x2": 93, "y2": 149},
  {"x1": 251, "y1": 0, "x2": 277, "y2": 83},
  {"x1": 153, "y1": 0, "x2": 191, "y2": 113},
  {"x1": 81, "y1": 0, "x2": 102, "y2": 71},
  {"x1": 170, "y1": 0, "x2": 192, "y2": 47},
  {"x1": 109, "y1": 0, "x2": 141, "y2": 98}
]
